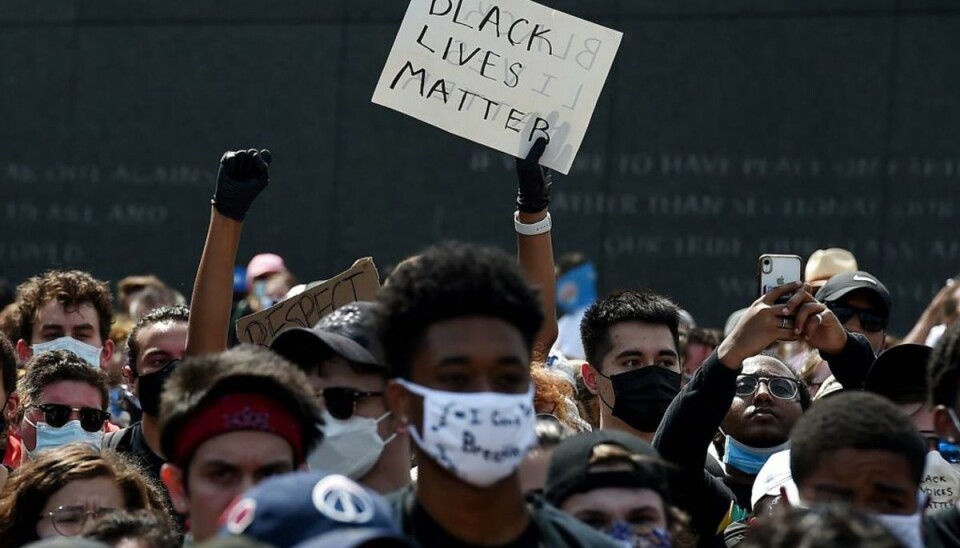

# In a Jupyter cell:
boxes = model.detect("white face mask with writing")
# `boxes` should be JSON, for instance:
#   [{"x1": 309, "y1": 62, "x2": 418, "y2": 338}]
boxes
[
  {"x1": 875, "y1": 505, "x2": 924, "y2": 548},
  {"x1": 307, "y1": 410, "x2": 396, "y2": 480},
  {"x1": 396, "y1": 379, "x2": 537, "y2": 488},
  {"x1": 32, "y1": 336, "x2": 102, "y2": 368},
  {"x1": 922, "y1": 450, "x2": 960, "y2": 510}
]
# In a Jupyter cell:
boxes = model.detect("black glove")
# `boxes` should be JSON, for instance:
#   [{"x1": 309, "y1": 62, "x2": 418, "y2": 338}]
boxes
[
  {"x1": 212, "y1": 148, "x2": 272, "y2": 221},
  {"x1": 515, "y1": 138, "x2": 552, "y2": 214}
]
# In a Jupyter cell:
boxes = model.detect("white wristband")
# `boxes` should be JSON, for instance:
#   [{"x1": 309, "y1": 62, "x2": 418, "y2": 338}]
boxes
[{"x1": 514, "y1": 211, "x2": 552, "y2": 236}]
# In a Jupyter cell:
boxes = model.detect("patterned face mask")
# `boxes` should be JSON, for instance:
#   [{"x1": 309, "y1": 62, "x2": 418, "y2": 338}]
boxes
[{"x1": 606, "y1": 521, "x2": 672, "y2": 548}]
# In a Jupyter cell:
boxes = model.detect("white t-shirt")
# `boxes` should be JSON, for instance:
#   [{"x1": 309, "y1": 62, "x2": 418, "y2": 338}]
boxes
[{"x1": 552, "y1": 307, "x2": 587, "y2": 360}]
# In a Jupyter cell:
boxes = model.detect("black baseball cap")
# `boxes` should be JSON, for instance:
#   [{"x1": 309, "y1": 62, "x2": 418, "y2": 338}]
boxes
[
  {"x1": 864, "y1": 344, "x2": 931, "y2": 403},
  {"x1": 271, "y1": 301, "x2": 384, "y2": 372},
  {"x1": 817, "y1": 271, "x2": 892, "y2": 318},
  {"x1": 544, "y1": 430, "x2": 670, "y2": 507}
]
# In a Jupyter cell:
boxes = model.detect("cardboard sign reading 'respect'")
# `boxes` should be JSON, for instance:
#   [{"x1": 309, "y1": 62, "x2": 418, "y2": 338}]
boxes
[
  {"x1": 236, "y1": 258, "x2": 380, "y2": 347},
  {"x1": 372, "y1": 0, "x2": 622, "y2": 175}
]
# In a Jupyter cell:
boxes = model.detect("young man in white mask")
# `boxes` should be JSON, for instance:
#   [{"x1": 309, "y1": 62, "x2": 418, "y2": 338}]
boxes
[
  {"x1": 863, "y1": 343, "x2": 960, "y2": 511},
  {"x1": 270, "y1": 301, "x2": 411, "y2": 494},
  {"x1": 789, "y1": 391, "x2": 927, "y2": 548},
  {"x1": 381, "y1": 242, "x2": 617, "y2": 547},
  {"x1": 7, "y1": 349, "x2": 110, "y2": 467},
  {"x1": 926, "y1": 322, "x2": 960, "y2": 546},
  {"x1": 14, "y1": 269, "x2": 115, "y2": 368}
]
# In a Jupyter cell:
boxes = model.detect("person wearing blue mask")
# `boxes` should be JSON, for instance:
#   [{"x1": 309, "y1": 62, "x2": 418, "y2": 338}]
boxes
[
  {"x1": 13, "y1": 269, "x2": 115, "y2": 369},
  {"x1": 8, "y1": 350, "x2": 110, "y2": 468},
  {"x1": 653, "y1": 283, "x2": 815, "y2": 545}
]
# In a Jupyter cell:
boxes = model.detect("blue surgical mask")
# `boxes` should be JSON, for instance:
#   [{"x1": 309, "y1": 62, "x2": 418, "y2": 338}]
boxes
[
  {"x1": 32, "y1": 336, "x2": 102, "y2": 368},
  {"x1": 724, "y1": 436, "x2": 789, "y2": 475},
  {"x1": 28, "y1": 420, "x2": 103, "y2": 456}
]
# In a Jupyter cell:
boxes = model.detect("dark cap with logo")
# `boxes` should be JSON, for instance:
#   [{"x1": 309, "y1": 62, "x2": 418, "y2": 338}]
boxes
[
  {"x1": 817, "y1": 271, "x2": 892, "y2": 318},
  {"x1": 544, "y1": 430, "x2": 670, "y2": 508},
  {"x1": 218, "y1": 471, "x2": 418, "y2": 547},
  {"x1": 864, "y1": 343, "x2": 931, "y2": 404},
  {"x1": 270, "y1": 301, "x2": 384, "y2": 373}
]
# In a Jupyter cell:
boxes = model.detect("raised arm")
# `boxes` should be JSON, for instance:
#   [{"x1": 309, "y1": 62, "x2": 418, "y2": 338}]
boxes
[
  {"x1": 903, "y1": 280, "x2": 956, "y2": 345},
  {"x1": 515, "y1": 138, "x2": 558, "y2": 363},
  {"x1": 185, "y1": 149, "x2": 271, "y2": 356}
]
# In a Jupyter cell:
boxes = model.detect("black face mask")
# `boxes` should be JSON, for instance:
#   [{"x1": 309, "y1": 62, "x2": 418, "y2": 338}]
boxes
[
  {"x1": 136, "y1": 360, "x2": 179, "y2": 418},
  {"x1": 599, "y1": 367, "x2": 681, "y2": 433}
]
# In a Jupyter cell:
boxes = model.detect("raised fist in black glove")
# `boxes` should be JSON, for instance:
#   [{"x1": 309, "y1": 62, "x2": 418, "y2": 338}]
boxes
[
  {"x1": 515, "y1": 138, "x2": 552, "y2": 214},
  {"x1": 212, "y1": 149, "x2": 272, "y2": 221}
]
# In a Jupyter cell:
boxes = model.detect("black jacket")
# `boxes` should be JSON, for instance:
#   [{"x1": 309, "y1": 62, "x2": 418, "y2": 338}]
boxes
[{"x1": 388, "y1": 484, "x2": 619, "y2": 548}]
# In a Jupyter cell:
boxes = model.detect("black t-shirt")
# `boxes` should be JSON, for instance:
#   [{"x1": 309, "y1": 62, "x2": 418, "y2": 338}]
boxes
[
  {"x1": 104, "y1": 422, "x2": 184, "y2": 536},
  {"x1": 107, "y1": 422, "x2": 165, "y2": 482},
  {"x1": 412, "y1": 500, "x2": 541, "y2": 548},
  {"x1": 925, "y1": 506, "x2": 960, "y2": 548}
]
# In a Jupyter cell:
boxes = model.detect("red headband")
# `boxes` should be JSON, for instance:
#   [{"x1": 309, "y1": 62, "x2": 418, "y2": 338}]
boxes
[{"x1": 172, "y1": 393, "x2": 304, "y2": 467}]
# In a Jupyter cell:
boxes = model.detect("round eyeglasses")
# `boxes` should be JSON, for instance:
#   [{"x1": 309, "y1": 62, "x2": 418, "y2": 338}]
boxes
[{"x1": 735, "y1": 375, "x2": 799, "y2": 400}]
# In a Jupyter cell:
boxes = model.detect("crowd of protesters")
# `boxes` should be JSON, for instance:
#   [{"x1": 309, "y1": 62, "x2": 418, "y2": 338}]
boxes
[{"x1": 0, "y1": 145, "x2": 958, "y2": 548}]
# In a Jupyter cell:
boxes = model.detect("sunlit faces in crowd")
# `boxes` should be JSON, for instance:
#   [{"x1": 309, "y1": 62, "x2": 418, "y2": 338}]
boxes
[
  {"x1": 789, "y1": 392, "x2": 927, "y2": 548},
  {"x1": 817, "y1": 272, "x2": 891, "y2": 354},
  {"x1": 12, "y1": 350, "x2": 109, "y2": 459},
  {"x1": 545, "y1": 430, "x2": 683, "y2": 547},
  {"x1": 580, "y1": 291, "x2": 683, "y2": 442},
  {"x1": 719, "y1": 356, "x2": 807, "y2": 476},
  {"x1": 14, "y1": 270, "x2": 115, "y2": 368},
  {"x1": 0, "y1": 444, "x2": 169, "y2": 545},
  {"x1": 270, "y1": 302, "x2": 409, "y2": 494},
  {"x1": 157, "y1": 346, "x2": 322, "y2": 542}
]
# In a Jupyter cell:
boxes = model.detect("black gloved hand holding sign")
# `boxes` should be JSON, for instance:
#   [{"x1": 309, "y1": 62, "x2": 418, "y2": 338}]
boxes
[
  {"x1": 515, "y1": 138, "x2": 552, "y2": 214},
  {"x1": 212, "y1": 148, "x2": 272, "y2": 221}
]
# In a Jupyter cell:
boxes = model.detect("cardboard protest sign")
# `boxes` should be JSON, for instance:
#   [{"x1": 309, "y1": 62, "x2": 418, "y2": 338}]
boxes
[
  {"x1": 236, "y1": 258, "x2": 380, "y2": 347},
  {"x1": 372, "y1": 0, "x2": 622, "y2": 175}
]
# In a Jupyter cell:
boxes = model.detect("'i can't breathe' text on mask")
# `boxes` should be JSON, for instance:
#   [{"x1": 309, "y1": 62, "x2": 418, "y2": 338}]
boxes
[{"x1": 396, "y1": 379, "x2": 537, "y2": 488}]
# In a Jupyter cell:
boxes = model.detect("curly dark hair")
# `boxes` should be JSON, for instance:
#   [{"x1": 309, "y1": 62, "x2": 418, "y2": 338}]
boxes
[
  {"x1": 126, "y1": 305, "x2": 189, "y2": 376},
  {"x1": 790, "y1": 391, "x2": 926, "y2": 487},
  {"x1": 15, "y1": 270, "x2": 113, "y2": 344},
  {"x1": 929, "y1": 322, "x2": 960, "y2": 408},
  {"x1": 580, "y1": 290, "x2": 681, "y2": 371},
  {"x1": 376, "y1": 242, "x2": 544, "y2": 380}
]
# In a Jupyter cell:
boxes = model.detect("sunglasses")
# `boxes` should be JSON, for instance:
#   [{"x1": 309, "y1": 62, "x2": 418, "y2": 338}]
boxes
[
  {"x1": 826, "y1": 302, "x2": 887, "y2": 333},
  {"x1": 29, "y1": 403, "x2": 110, "y2": 432},
  {"x1": 735, "y1": 375, "x2": 799, "y2": 400},
  {"x1": 323, "y1": 387, "x2": 383, "y2": 420}
]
